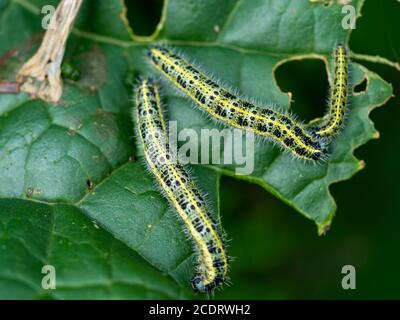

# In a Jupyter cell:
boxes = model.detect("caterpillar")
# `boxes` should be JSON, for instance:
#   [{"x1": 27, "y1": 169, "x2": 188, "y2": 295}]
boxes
[
  {"x1": 134, "y1": 78, "x2": 228, "y2": 293},
  {"x1": 147, "y1": 46, "x2": 328, "y2": 162},
  {"x1": 311, "y1": 44, "x2": 349, "y2": 140}
]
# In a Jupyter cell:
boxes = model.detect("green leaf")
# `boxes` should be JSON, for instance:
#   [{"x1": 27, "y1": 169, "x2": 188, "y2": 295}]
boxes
[
  {"x1": 0, "y1": 0, "x2": 394, "y2": 298},
  {"x1": 0, "y1": 198, "x2": 190, "y2": 299}
]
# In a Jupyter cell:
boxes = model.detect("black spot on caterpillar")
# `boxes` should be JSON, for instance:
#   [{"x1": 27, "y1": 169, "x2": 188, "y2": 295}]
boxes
[
  {"x1": 134, "y1": 78, "x2": 229, "y2": 293},
  {"x1": 147, "y1": 46, "x2": 328, "y2": 162}
]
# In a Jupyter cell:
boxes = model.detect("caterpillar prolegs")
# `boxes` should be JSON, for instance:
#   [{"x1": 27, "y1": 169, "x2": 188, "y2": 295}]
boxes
[
  {"x1": 147, "y1": 46, "x2": 328, "y2": 161},
  {"x1": 134, "y1": 79, "x2": 228, "y2": 293}
]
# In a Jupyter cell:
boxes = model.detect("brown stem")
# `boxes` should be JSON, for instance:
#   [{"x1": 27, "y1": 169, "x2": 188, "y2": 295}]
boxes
[{"x1": 16, "y1": 0, "x2": 83, "y2": 103}]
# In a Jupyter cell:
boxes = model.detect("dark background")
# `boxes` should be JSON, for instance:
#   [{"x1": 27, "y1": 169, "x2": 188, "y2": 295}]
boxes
[{"x1": 129, "y1": 0, "x2": 400, "y2": 299}]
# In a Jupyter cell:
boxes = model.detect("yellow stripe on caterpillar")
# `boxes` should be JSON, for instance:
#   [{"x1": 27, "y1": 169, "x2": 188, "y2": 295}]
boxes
[{"x1": 134, "y1": 78, "x2": 228, "y2": 293}]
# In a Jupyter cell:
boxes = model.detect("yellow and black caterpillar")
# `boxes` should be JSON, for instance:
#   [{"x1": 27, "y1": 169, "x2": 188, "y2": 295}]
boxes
[
  {"x1": 311, "y1": 44, "x2": 349, "y2": 140},
  {"x1": 147, "y1": 46, "x2": 329, "y2": 161},
  {"x1": 134, "y1": 79, "x2": 228, "y2": 293}
]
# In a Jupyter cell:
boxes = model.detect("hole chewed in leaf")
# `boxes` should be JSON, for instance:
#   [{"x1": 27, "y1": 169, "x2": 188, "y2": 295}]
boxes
[
  {"x1": 353, "y1": 77, "x2": 368, "y2": 94},
  {"x1": 86, "y1": 179, "x2": 93, "y2": 190},
  {"x1": 275, "y1": 58, "x2": 329, "y2": 123},
  {"x1": 124, "y1": 0, "x2": 164, "y2": 37}
]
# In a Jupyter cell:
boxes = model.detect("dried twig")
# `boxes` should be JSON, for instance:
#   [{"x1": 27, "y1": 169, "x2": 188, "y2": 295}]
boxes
[{"x1": 16, "y1": 0, "x2": 82, "y2": 103}]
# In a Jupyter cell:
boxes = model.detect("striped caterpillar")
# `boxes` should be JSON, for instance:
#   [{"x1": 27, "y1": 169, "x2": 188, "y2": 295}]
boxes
[
  {"x1": 134, "y1": 78, "x2": 228, "y2": 293},
  {"x1": 311, "y1": 44, "x2": 349, "y2": 140},
  {"x1": 147, "y1": 46, "x2": 328, "y2": 162}
]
